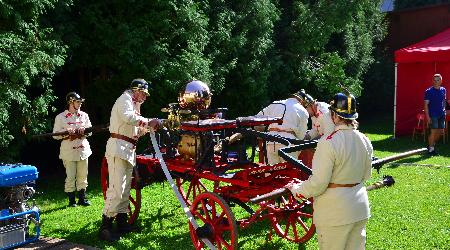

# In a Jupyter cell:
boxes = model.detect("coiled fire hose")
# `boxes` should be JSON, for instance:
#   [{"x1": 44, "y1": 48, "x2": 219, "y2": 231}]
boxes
[{"x1": 149, "y1": 129, "x2": 216, "y2": 250}]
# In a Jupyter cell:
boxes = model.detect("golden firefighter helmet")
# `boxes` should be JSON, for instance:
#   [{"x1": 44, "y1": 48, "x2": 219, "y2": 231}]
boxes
[{"x1": 178, "y1": 80, "x2": 212, "y2": 110}]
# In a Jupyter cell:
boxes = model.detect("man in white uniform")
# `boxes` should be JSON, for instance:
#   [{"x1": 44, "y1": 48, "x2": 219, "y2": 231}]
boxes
[
  {"x1": 294, "y1": 89, "x2": 335, "y2": 140},
  {"x1": 53, "y1": 92, "x2": 92, "y2": 207},
  {"x1": 99, "y1": 79, "x2": 161, "y2": 241},
  {"x1": 258, "y1": 93, "x2": 309, "y2": 165},
  {"x1": 287, "y1": 92, "x2": 373, "y2": 250}
]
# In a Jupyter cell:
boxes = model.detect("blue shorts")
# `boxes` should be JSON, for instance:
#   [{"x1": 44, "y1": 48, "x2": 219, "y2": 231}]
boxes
[{"x1": 430, "y1": 115, "x2": 445, "y2": 129}]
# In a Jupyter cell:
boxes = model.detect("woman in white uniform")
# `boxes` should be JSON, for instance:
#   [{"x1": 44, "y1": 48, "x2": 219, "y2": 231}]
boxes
[
  {"x1": 287, "y1": 92, "x2": 373, "y2": 250},
  {"x1": 53, "y1": 92, "x2": 92, "y2": 207}
]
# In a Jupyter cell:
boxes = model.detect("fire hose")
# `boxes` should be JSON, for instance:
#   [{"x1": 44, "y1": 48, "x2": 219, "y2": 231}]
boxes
[
  {"x1": 250, "y1": 147, "x2": 427, "y2": 204},
  {"x1": 149, "y1": 129, "x2": 216, "y2": 250}
]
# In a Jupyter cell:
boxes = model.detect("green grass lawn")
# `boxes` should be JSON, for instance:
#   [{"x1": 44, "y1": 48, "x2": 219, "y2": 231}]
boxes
[{"x1": 34, "y1": 115, "x2": 449, "y2": 249}]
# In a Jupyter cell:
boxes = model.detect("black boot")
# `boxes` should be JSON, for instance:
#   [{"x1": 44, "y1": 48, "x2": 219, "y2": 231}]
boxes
[
  {"x1": 67, "y1": 192, "x2": 77, "y2": 207},
  {"x1": 99, "y1": 215, "x2": 119, "y2": 242},
  {"x1": 77, "y1": 189, "x2": 91, "y2": 206},
  {"x1": 116, "y1": 213, "x2": 140, "y2": 234}
]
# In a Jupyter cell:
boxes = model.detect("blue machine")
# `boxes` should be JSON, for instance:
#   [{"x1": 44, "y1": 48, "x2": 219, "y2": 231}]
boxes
[{"x1": 0, "y1": 164, "x2": 40, "y2": 250}]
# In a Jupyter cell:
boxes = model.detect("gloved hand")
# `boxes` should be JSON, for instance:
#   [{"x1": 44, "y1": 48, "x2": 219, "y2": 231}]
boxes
[
  {"x1": 67, "y1": 127, "x2": 76, "y2": 135},
  {"x1": 285, "y1": 178, "x2": 303, "y2": 195},
  {"x1": 76, "y1": 126, "x2": 85, "y2": 135},
  {"x1": 303, "y1": 132, "x2": 311, "y2": 140},
  {"x1": 137, "y1": 126, "x2": 148, "y2": 137}
]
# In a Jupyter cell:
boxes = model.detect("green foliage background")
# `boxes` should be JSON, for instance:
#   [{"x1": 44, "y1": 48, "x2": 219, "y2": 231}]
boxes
[
  {"x1": 0, "y1": 0, "x2": 388, "y2": 160},
  {"x1": 0, "y1": 0, "x2": 67, "y2": 159}
]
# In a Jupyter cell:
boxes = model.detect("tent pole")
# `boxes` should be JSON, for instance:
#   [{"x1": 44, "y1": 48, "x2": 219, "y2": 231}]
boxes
[{"x1": 393, "y1": 63, "x2": 398, "y2": 139}]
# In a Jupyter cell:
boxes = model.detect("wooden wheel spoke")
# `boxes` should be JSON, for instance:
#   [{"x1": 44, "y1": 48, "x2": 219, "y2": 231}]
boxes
[
  {"x1": 297, "y1": 211, "x2": 313, "y2": 218},
  {"x1": 196, "y1": 183, "x2": 203, "y2": 196},
  {"x1": 186, "y1": 181, "x2": 194, "y2": 200},
  {"x1": 198, "y1": 181, "x2": 208, "y2": 191},
  {"x1": 283, "y1": 219, "x2": 291, "y2": 237},
  {"x1": 201, "y1": 200, "x2": 211, "y2": 221},
  {"x1": 189, "y1": 193, "x2": 237, "y2": 250},
  {"x1": 296, "y1": 216, "x2": 310, "y2": 232},
  {"x1": 269, "y1": 194, "x2": 315, "y2": 243},
  {"x1": 192, "y1": 183, "x2": 198, "y2": 199},
  {"x1": 290, "y1": 216, "x2": 299, "y2": 239},
  {"x1": 214, "y1": 236, "x2": 223, "y2": 250},
  {"x1": 129, "y1": 196, "x2": 137, "y2": 206},
  {"x1": 210, "y1": 200, "x2": 217, "y2": 218},
  {"x1": 215, "y1": 211, "x2": 226, "y2": 224},
  {"x1": 216, "y1": 235, "x2": 231, "y2": 249},
  {"x1": 192, "y1": 210, "x2": 209, "y2": 224}
]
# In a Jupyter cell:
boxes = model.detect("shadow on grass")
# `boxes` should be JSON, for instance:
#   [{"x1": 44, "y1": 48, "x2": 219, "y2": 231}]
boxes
[
  {"x1": 237, "y1": 219, "x2": 310, "y2": 249},
  {"x1": 41, "y1": 204, "x2": 68, "y2": 214}
]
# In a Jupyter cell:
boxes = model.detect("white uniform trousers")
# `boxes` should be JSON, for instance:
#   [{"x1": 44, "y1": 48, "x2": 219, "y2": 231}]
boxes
[
  {"x1": 266, "y1": 142, "x2": 299, "y2": 165},
  {"x1": 315, "y1": 219, "x2": 368, "y2": 250},
  {"x1": 62, "y1": 159, "x2": 88, "y2": 193},
  {"x1": 103, "y1": 156, "x2": 133, "y2": 217}
]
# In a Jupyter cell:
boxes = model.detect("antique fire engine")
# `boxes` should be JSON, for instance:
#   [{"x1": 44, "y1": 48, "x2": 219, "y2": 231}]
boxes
[{"x1": 0, "y1": 164, "x2": 40, "y2": 249}]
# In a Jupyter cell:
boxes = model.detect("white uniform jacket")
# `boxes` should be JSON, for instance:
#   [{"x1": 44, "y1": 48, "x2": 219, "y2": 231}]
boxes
[
  {"x1": 105, "y1": 90, "x2": 149, "y2": 166},
  {"x1": 258, "y1": 98, "x2": 309, "y2": 140},
  {"x1": 290, "y1": 124, "x2": 373, "y2": 227},
  {"x1": 53, "y1": 110, "x2": 92, "y2": 161},
  {"x1": 307, "y1": 102, "x2": 335, "y2": 139}
]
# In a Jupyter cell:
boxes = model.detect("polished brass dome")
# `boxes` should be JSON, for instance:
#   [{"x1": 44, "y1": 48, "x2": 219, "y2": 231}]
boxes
[{"x1": 178, "y1": 80, "x2": 212, "y2": 110}]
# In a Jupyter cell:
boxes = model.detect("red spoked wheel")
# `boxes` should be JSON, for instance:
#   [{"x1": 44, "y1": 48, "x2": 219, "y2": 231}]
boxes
[
  {"x1": 267, "y1": 194, "x2": 315, "y2": 243},
  {"x1": 176, "y1": 175, "x2": 209, "y2": 206},
  {"x1": 189, "y1": 192, "x2": 238, "y2": 250},
  {"x1": 100, "y1": 157, "x2": 142, "y2": 224}
]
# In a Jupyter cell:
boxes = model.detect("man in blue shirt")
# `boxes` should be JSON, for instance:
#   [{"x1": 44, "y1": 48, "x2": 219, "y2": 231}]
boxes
[{"x1": 424, "y1": 74, "x2": 447, "y2": 155}]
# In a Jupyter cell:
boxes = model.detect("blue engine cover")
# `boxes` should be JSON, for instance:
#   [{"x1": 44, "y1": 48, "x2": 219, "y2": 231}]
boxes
[{"x1": 0, "y1": 164, "x2": 39, "y2": 187}]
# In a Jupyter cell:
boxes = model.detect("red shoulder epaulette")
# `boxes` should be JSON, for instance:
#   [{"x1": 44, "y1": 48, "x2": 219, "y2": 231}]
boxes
[{"x1": 326, "y1": 130, "x2": 338, "y2": 140}]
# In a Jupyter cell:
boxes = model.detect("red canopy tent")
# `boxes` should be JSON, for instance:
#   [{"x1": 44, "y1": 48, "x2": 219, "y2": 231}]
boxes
[{"x1": 394, "y1": 27, "x2": 450, "y2": 137}]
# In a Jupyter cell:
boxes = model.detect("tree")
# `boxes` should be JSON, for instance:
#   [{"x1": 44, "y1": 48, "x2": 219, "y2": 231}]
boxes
[
  {"x1": 270, "y1": 0, "x2": 386, "y2": 101},
  {"x1": 0, "y1": 0, "x2": 68, "y2": 160},
  {"x1": 201, "y1": 0, "x2": 280, "y2": 116},
  {"x1": 48, "y1": 0, "x2": 279, "y2": 118}
]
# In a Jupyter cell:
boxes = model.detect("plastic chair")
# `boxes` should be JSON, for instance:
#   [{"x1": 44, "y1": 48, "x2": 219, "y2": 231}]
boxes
[{"x1": 412, "y1": 113, "x2": 427, "y2": 141}]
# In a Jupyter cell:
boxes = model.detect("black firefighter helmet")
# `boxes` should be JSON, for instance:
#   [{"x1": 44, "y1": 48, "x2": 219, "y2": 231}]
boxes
[
  {"x1": 66, "y1": 92, "x2": 85, "y2": 104},
  {"x1": 292, "y1": 89, "x2": 315, "y2": 107},
  {"x1": 130, "y1": 78, "x2": 150, "y2": 96},
  {"x1": 329, "y1": 92, "x2": 358, "y2": 120}
]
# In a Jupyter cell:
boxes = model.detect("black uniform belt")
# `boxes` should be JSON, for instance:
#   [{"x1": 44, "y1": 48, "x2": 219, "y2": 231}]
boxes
[
  {"x1": 110, "y1": 133, "x2": 137, "y2": 146},
  {"x1": 328, "y1": 183, "x2": 359, "y2": 188}
]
